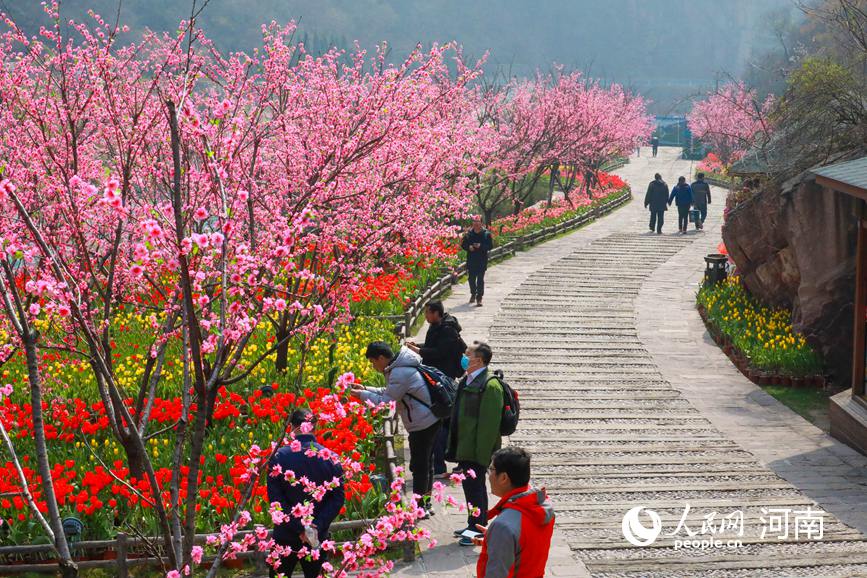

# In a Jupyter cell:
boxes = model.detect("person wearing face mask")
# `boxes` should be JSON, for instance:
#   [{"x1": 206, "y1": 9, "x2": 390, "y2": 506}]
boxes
[
  {"x1": 406, "y1": 301, "x2": 467, "y2": 480},
  {"x1": 446, "y1": 341, "x2": 504, "y2": 545}
]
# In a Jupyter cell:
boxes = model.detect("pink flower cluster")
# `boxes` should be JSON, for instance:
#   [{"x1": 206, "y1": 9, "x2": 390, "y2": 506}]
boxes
[{"x1": 687, "y1": 82, "x2": 774, "y2": 166}]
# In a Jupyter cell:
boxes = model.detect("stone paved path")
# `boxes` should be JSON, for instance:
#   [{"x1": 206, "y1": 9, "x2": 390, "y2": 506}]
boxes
[{"x1": 392, "y1": 147, "x2": 867, "y2": 577}]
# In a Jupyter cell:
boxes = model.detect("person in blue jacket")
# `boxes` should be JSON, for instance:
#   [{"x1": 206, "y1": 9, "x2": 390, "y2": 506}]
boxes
[
  {"x1": 267, "y1": 409, "x2": 345, "y2": 578},
  {"x1": 668, "y1": 176, "x2": 694, "y2": 234}
]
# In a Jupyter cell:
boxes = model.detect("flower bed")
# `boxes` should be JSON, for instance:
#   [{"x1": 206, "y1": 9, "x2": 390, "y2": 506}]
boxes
[
  {"x1": 696, "y1": 277, "x2": 825, "y2": 385},
  {"x1": 490, "y1": 175, "x2": 628, "y2": 243},
  {"x1": 0, "y1": 317, "x2": 397, "y2": 547},
  {"x1": 694, "y1": 153, "x2": 740, "y2": 188}
]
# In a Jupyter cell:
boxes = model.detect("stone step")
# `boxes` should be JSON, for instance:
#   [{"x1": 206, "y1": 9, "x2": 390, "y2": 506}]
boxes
[
  {"x1": 516, "y1": 391, "x2": 683, "y2": 400},
  {"x1": 533, "y1": 457, "x2": 759, "y2": 468},
  {"x1": 553, "y1": 495, "x2": 818, "y2": 511},
  {"x1": 581, "y1": 549, "x2": 867, "y2": 575},
  {"x1": 520, "y1": 413, "x2": 707, "y2": 422},
  {"x1": 541, "y1": 480, "x2": 795, "y2": 493}
]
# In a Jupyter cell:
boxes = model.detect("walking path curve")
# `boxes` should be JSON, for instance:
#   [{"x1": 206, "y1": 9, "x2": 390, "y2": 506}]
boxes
[{"x1": 393, "y1": 147, "x2": 867, "y2": 577}]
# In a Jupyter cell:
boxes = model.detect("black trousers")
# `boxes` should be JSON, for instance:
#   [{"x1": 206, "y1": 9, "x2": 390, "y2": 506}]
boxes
[
  {"x1": 468, "y1": 265, "x2": 486, "y2": 299},
  {"x1": 270, "y1": 534, "x2": 325, "y2": 578},
  {"x1": 458, "y1": 460, "x2": 488, "y2": 529},
  {"x1": 698, "y1": 205, "x2": 708, "y2": 224},
  {"x1": 432, "y1": 418, "x2": 449, "y2": 475},
  {"x1": 649, "y1": 209, "x2": 664, "y2": 233},
  {"x1": 677, "y1": 205, "x2": 689, "y2": 230},
  {"x1": 408, "y1": 421, "x2": 441, "y2": 504}
]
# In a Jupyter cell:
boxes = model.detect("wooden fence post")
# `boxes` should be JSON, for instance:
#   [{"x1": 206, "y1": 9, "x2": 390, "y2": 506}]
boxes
[
  {"x1": 254, "y1": 549, "x2": 268, "y2": 574},
  {"x1": 404, "y1": 309, "x2": 413, "y2": 339},
  {"x1": 116, "y1": 532, "x2": 128, "y2": 578}
]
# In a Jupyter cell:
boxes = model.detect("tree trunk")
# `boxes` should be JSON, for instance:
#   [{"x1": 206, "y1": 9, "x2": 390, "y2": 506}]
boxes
[
  {"x1": 59, "y1": 561, "x2": 78, "y2": 578},
  {"x1": 23, "y1": 337, "x2": 78, "y2": 577},
  {"x1": 274, "y1": 321, "x2": 290, "y2": 373},
  {"x1": 483, "y1": 208, "x2": 493, "y2": 227},
  {"x1": 547, "y1": 162, "x2": 559, "y2": 207},
  {"x1": 119, "y1": 432, "x2": 147, "y2": 480}
]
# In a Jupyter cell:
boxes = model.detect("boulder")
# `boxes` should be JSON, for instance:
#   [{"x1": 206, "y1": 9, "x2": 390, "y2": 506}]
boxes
[{"x1": 722, "y1": 174, "x2": 858, "y2": 386}]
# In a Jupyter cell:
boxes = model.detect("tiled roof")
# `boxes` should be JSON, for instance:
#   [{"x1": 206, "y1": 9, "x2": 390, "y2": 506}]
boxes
[{"x1": 813, "y1": 156, "x2": 867, "y2": 191}]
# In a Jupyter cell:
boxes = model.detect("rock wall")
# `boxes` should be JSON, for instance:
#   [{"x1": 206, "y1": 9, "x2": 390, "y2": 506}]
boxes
[{"x1": 721, "y1": 175, "x2": 858, "y2": 386}]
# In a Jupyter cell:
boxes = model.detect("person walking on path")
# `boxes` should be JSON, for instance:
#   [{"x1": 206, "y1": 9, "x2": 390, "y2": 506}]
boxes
[
  {"x1": 406, "y1": 300, "x2": 467, "y2": 479},
  {"x1": 474, "y1": 446, "x2": 556, "y2": 578},
  {"x1": 690, "y1": 172, "x2": 712, "y2": 230},
  {"x1": 446, "y1": 341, "x2": 504, "y2": 546},
  {"x1": 644, "y1": 173, "x2": 669, "y2": 234},
  {"x1": 461, "y1": 216, "x2": 494, "y2": 307},
  {"x1": 651, "y1": 135, "x2": 659, "y2": 157},
  {"x1": 267, "y1": 409, "x2": 345, "y2": 578},
  {"x1": 668, "y1": 176, "x2": 694, "y2": 234},
  {"x1": 353, "y1": 342, "x2": 440, "y2": 512}
]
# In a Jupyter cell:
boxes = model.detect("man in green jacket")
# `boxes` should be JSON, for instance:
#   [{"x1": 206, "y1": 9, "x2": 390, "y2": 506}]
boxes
[{"x1": 446, "y1": 341, "x2": 504, "y2": 546}]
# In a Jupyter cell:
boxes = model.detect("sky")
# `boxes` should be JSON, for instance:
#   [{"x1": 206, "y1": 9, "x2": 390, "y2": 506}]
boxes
[{"x1": 5, "y1": 0, "x2": 797, "y2": 112}]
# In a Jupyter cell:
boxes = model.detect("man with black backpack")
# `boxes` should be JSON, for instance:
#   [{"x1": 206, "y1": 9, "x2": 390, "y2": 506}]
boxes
[
  {"x1": 352, "y1": 342, "x2": 442, "y2": 515},
  {"x1": 406, "y1": 300, "x2": 466, "y2": 480},
  {"x1": 446, "y1": 341, "x2": 505, "y2": 546}
]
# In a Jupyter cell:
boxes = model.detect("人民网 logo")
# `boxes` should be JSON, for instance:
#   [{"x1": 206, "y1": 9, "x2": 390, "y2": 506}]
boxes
[{"x1": 621, "y1": 506, "x2": 662, "y2": 546}]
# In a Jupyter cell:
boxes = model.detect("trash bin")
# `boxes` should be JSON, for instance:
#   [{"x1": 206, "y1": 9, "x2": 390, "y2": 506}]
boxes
[
  {"x1": 704, "y1": 254, "x2": 728, "y2": 286},
  {"x1": 62, "y1": 517, "x2": 84, "y2": 543}
]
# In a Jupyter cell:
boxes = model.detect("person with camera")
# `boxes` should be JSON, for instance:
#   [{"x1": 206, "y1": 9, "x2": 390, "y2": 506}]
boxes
[
  {"x1": 461, "y1": 216, "x2": 494, "y2": 307},
  {"x1": 267, "y1": 409, "x2": 345, "y2": 578}
]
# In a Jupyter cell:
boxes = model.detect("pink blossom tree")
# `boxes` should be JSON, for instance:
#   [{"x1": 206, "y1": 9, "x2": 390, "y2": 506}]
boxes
[
  {"x1": 687, "y1": 82, "x2": 775, "y2": 166},
  {"x1": 0, "y1": 5, "x2": 481, "y2": 575},
  {"x1": 471, "y1": 72, "x2": 650, "y2": 223}
]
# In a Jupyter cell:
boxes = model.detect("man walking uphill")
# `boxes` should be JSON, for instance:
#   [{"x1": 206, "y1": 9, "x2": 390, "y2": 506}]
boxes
[
  {"x1": 267, "y1": 409, "x2": 344, "y2": 578},
  {"x1": 691, "y1": 172, "x2": 712, "y2": 230},
  {"x1": 447, "y1": 341, "x2": 504, "y2": 546},
  {"x1": 668, "y1": 176, "x2": 694, "y2": 234},
  {"x1": 461, "y1": 217, "x2": 494, "y2": 307},
  {"x1": 644, "y1": 173, "x2": 669, "y2": 234}
]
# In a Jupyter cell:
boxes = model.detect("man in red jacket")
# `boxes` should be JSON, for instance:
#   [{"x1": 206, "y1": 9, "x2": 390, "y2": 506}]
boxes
[{"x1": 475, "y1": 446, "x2": 555, "y2": 578}]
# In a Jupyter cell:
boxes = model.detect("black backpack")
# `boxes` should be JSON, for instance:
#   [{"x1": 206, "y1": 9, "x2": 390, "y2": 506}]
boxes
[
  {"x1": 408, "y1": 365, "x2": 457, "y2": 419},
  {"x1": 485, "y1": 369, "x2": 520, "y2": 436}
]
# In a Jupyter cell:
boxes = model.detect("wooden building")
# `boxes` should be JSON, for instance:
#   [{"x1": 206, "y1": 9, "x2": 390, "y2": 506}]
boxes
[{"x1": 814, "y1": 157, "x2": 867, "y2": 454}]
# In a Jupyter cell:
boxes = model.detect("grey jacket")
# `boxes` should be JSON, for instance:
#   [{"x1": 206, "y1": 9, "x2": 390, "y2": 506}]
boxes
[
  {"x1": 691, "y1": 179, "x2": 712, "y2": 209},
  {"x1": 359, "y1": 347, "x2": 439, "y2": 432}
]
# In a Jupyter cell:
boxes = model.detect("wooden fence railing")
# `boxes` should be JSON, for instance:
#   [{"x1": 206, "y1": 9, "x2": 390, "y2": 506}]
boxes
[
  {"x1": 698, "y1": 174, "x2": 741, "y2": 189},
  {"x1": 0, "y1": 414, "x2": 406, "y2": 575}
]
